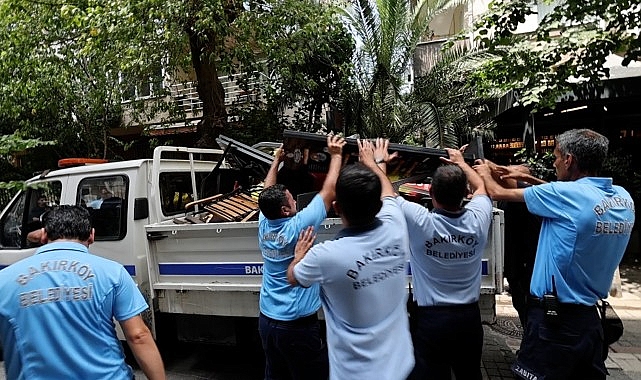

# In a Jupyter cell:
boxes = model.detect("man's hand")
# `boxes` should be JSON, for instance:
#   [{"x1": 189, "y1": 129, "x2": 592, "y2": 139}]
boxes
[
  {"x1": 288, "y1": 226, "x2": 316, "y2": 286},
  {"x1": 294, "y1": 226, "x2": 316, "y2": 261},
  {"x1": 473, "y1": 161, "x2": 493, "y2": 178},
  {"x1": 494, "y1": 164, "x2": 530, "y2": 180},
  {"x1": 440, "y1": 144, "x2": 467, "y2": 166},
  {"x1": 327, "y1": 134, "x2": 346, "y2": 157},
  {"x1": 273, "y1": 144, "x2": 285, "y2": 163},
  {"x1": 373, "y1": 138, "x2": 398, "y2": 164},
  {"x1": 358, "y1": 139, "x2": 375, "y2": 167}
]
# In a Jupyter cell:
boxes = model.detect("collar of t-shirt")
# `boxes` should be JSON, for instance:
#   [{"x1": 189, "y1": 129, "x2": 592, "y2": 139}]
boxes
[
  {"x1": 432, "y1": 208, "x2": 468, "y2": 218},
  {"x1": 35, "y1": 241, "x2": 89, "y2": 256}
]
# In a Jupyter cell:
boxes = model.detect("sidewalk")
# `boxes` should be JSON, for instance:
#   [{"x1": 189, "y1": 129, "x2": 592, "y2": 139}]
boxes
[{"x1": 483, "y1": 264, "x2": 641, "y2": 380}]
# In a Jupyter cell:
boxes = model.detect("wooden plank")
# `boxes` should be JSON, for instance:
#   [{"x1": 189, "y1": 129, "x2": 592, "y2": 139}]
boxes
[
  {"x1": 233, "y1": 195, "x2": 259, "y2": 208},
  {"x1": 241, "y1": 210, "x2": 259, "y2": 222},
  {"x1": 217, "y1": 199, "x2": 248, "y2": 214},
  {"x1": 185, "y1": 194, "x2": 223, "y2": 210},
  {"x1": 212, "y1": 203, "x2": 243, "y2": 219},
  {"x1": 205, "y1": 207, "x2": 234, "y2": 222},
  {"x1": 204, "y1": 204, "x2": 236, "y2": 221},
  {"x1": 226, "y1": 196, "x2": 256, "y2": 211}
]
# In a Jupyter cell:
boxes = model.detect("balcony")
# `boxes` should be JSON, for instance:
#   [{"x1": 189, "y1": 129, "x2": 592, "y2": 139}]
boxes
[
  {"x1": 169, "y1": 73, "x2": 267, "y2": 116},
  {"x1": 119, "y1": 72, "x2": 268, "y2": 135}
]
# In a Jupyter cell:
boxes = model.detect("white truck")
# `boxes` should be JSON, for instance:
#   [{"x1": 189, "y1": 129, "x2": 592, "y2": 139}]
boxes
[{"x1": 0, "y1": 131, "x2": 504, "y2": 346}]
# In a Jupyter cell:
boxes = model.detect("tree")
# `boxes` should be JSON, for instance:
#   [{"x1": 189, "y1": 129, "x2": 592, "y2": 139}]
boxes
[
  {"x1": 470, "y1": 0, "x2": 640, "y2": 110},
  {"x1": 412, "y1": 44, "x2": 500, "y2": 148},
  {"x1": 1, "y1": 0, "x2": 354, "y2": 156},
  {"x1": 340, "y1": 0, "x2": 468, "y2": 143},
  {"x1": 0, "y1": 0, "x2": 128, "y2": 158},
  {"x1": 232, "y1": 0, "x2": 355, "y2": 134}
]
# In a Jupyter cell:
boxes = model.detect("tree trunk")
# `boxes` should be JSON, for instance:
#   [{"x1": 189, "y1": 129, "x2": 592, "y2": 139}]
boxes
[{"x1": 187, "y1": 30, "x2": 228, "y2": 148}]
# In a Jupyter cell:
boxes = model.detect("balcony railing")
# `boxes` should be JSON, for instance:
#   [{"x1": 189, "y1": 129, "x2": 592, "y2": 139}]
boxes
[{"x1": 169, "y1": 72, "x2": 267, "y2": 115}]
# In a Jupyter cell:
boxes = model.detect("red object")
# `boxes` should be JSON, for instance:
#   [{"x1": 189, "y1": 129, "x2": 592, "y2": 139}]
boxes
[{"x1": 58, "y1": 158, "x2": 108, "y2": 168}]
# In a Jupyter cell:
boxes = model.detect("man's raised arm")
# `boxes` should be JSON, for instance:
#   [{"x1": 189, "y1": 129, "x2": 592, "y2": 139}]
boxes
[{"x1": 318, "y1": 135, "x2": 346, "y2": 211}]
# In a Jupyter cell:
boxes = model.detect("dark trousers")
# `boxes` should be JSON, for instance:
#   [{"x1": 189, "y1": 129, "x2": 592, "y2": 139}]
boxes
[
  {"x1": 512, "y1": 300, "x2": 607, "y2": 380},
  {"x1": 409, "y1": 302, "x2": 483, "y2": 380},
  {"x1": 258, "y1": 312, "x2": 328, "y2": 380}
]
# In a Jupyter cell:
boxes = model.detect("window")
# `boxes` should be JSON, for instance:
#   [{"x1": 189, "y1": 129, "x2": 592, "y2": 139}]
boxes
[
  {"x1": 159, "y1": 172, "x2": 211, "y2": 216},
  {"x1": 0, "y1": 182, "x2": 62, "y2": 249},
  {"x1": 77, "y1": 176, "x2": 128, "y2": 241},
  {"x1": 121, "y1": 65, "x2": 165, "y2": 102}
]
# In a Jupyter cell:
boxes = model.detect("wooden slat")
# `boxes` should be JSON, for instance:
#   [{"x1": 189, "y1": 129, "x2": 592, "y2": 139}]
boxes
[
  {"x1": 226, "y1": 197, "x2": 256, "y2": 212},
  {"x1": 185, "y1": 194, "x2": 223, "y2": 210},
  {"x1": 241, "y1": 210, "x2": 259, "y2": 222},
  {"x1": 204, "y1": 204, "x2": 236, "y2": 220}
]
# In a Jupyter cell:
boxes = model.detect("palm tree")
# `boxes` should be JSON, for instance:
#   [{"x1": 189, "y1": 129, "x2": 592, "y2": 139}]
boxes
[
  {"x1": 412, "y1": 43, "x2": 500, "y2": 148},
  {"x1": 340, "y1": 0, "x2": 467, "y2": 142}
]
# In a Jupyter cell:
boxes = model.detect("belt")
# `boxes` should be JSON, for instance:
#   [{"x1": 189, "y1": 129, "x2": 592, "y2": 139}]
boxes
[
  {"x1": 528, "y1": 296, "x2": 595, "y2": 311},
  {"x1": 260, "y1": 312, "x2": 318, "y2": 327}
]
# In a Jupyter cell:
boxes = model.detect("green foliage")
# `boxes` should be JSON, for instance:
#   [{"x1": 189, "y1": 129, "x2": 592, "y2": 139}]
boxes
[
  {"x1": 0, "y1": 0, "x2": 152, "y2": 158},
  {"x1": 513, "y1": 148, "x2": 556, "y2": 182},
  {"x1": 234, "y1": 0, "x2": 355, "y2": 133},
  {"x1": 0, "y1": 134, "x2": 55, "y2": 156},
  {"x1": 1, "y1": 0, "x2": 354, "y2": 156},
  {"x1": 0, "y1": 134, "x2": 56, "y2": 193},
  {"x1": 470, "y1": 0, "x2": 641, "y2": 110},
  {"x1": 412, "y1": 44, "x2": 500, "y2": 148},
  {"x1": 602, "y1": 148, "x2": 641, "y2": 202},
  {"x1": 340, "y1": 0, "x2": 491, "y2": 145}
]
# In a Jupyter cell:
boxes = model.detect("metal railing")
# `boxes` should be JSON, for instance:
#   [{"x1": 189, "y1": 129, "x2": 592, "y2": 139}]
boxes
[{"x1": 169, "y1": 73, "x2": 268, "y2": 115}]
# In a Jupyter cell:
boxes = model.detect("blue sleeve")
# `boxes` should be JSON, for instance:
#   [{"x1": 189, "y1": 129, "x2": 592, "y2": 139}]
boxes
[
  {"x1": 291, "y1": 194, "x2": 327, "y2": 231},
  {"x1": 113, "y1": 267, "x2": 148, "y2": 321},
  {"x1": 524, "y1": 183, "x2": 566, "y2": 219},
  {"x1": 465, "y1": 195, "x2": 493, "y2": 226},
  {"x1": 396, "y1": 195, "x2": 430, "y2": 228},
  {"x1": 294, "y1": 244, "x2": 326, "y2": 288}
]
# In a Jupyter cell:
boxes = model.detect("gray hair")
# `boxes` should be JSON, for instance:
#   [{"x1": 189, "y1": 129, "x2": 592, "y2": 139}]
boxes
[{"x1": 556, "y1": 129, "x2": 608, "y2": 174}]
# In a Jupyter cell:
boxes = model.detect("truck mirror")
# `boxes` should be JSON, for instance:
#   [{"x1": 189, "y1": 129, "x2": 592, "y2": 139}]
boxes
[{"x1": 134, "y1": 198, "x2": 149, "y2": 220}]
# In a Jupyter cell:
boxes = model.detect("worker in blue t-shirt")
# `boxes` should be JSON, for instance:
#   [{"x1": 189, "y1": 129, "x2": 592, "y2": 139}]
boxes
[
  {"x1": 287, "y1": 139, "x2": 414, "y2": 380},
  {"x1": 476, "y1": 129, "x2": 636, "y2": 380},
  {"x1": 0, "y1": 205, "x2": 165, "y2": 380},
  {"x1": 401, "y1": 147, "x2": 492, "y2": 380},
  {"x1": 257, "y1": 134, "x2": 345, "y2": 380}
]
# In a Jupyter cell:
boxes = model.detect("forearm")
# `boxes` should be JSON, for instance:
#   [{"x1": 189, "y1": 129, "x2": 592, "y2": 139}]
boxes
[
  {"x1": 375, "y1": 163, "x2": 395, "y2": 198},
  {"x1": 121, "y1": 317, "x2": 165, "y2": 380},
  {"x1": 264, "y1": 159, "x2": 281, "y2": 188},
  {"x1": 522, "y1": 173, "x2": 547, "y2": 185},
  {"x1": 480, "y1": 171, "x2": 525, "y2": 202},
  {"x1": 129, "y1": 337, "x2": 165, "y2": 380},
  {"x1": 459, "y1": 161, "x2": 486, "y2": 195},
  {"x1": 318, "y1": 154, "x2": 343, "y2": 206}
]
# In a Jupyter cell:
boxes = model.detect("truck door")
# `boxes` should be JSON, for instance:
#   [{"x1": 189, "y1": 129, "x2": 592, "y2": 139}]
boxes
[
  {"x1": 77, "y1": 175, "x2": 128, "y2": 241},
  {"x1": 0, "y1": 181, "x2": 63, "y2": 268}
]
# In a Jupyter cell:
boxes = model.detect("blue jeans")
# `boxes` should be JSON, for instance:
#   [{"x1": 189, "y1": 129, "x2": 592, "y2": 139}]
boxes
[
  {"x1": 258, "y1": 312, "x2": 328, "y2": 380},
  {"x1": 409, "y1": 302, "x2": 483, "y2": 380}
]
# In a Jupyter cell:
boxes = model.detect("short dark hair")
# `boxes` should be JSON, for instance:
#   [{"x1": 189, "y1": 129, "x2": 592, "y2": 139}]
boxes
[
  {"x1": 336, "y1": 163, "x2": 382, "y2": 226},
  {"x1": 556, "y1": 128, "x2": 609, "y2": 174},
  {"x1": 431, "y1": 165, "x2": 468, "y2": 209},
  {"x1": 258, "y1": 184, "x2": 289, "y2": 220},
  {"x1": 42, "y1": 205, "x2": 92, "y2": 241}
]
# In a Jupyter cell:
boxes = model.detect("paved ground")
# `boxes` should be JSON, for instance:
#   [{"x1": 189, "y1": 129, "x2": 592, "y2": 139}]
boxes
[
  {"x1": 484, "y1": 263, "x2": 641, "y2": 380},
  {"x1": 2, "y1": 263, "x2": 640, "y2": 379}
]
